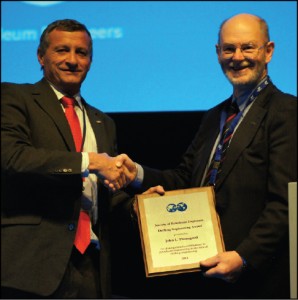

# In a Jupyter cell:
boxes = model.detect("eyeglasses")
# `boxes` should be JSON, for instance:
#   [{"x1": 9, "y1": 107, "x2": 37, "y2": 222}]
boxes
[{"x1": 219, "y1": 42, "x2": 268, "y2": 59}]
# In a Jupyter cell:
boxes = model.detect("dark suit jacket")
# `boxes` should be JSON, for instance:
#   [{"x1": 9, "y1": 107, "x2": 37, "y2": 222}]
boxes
[
  {"x1": 140, "y1": 82, "x2": 297, "y2": 298},
  {"x1": 1, "y1": 78, "x2": 128, "y2": 297}
]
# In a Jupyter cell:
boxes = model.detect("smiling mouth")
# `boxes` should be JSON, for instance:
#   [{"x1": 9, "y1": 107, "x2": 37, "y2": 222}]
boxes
[
  {"x1": 61, "y1": 69, "x2": 81, "y2": 73},
  {"x1": 230, "y1": 64, "x2": 253, "y2": 74},
  {"x1": 230, "y1": 62, "x2": 251, "y2": 71},
  {"x1": 232, "y1": 67, "x2": 247, "y2": 71}
]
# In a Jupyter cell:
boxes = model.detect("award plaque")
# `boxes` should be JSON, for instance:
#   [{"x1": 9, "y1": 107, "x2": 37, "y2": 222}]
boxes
[{"x1": 135, "y1": 187, "x2": 225, "y2": 277}]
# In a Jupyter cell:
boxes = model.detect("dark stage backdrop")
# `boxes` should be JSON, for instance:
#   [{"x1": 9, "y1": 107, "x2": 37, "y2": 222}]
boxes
[
  {"x1": 109, "y1": 111, "x2": 204, "y2": 169},
  {"x1": 109, "y1": 111, "x2": 206, "y2": 298}
]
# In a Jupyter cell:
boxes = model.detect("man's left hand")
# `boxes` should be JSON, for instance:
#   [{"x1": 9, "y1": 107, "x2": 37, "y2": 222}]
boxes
[{"x1": 199, "y1": 251, "x2": 244, "y2": 283}]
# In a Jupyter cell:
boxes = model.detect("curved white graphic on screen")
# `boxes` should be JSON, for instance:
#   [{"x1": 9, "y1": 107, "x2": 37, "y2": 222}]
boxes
[{"x1": 22, "y1": 1, "x2": 63, "y2": 7}]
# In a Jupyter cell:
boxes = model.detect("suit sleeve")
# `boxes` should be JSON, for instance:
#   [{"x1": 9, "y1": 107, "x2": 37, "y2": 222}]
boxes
[
  {"x1": 1, "y1": 82, "x2": 82, "y2": 188},
  {"x1": 236, "y1": 94, "x2": 297, "y2": 270}
]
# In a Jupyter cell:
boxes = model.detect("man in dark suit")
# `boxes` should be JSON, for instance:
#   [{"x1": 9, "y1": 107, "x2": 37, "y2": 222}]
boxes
[
  {"x1": 130, "y1": 13, "x2": 297, "y2": 298},
  {"x1": 1, "y1": 19, "x2": 136, "y2": 298}
]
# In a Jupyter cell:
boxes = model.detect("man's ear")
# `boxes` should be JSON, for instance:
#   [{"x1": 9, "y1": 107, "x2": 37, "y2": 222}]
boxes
[
  {"x1": 265, "y1": 41, "x2": 275, "y2": 64},
  {"x1": 37, "y1": 48, "x2": 44, "y2": 68}
]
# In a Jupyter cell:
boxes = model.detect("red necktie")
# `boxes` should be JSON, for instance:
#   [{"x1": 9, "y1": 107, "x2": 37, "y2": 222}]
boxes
[{"x1": 61, "y1": 96, "x2": 90, "y2": 254}]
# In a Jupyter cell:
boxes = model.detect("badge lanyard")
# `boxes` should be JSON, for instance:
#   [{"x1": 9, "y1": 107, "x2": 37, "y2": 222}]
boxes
[{"x1": 208, "y1": 76, "x2": 271, "y2": 186}]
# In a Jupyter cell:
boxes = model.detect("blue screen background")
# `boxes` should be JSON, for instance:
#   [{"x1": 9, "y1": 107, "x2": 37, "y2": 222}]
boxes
[{"x1": 1, "y1": 1, "x2": 296, "y2": 112}]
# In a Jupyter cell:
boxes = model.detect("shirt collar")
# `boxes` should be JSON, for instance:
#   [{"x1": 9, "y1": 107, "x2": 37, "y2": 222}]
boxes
[
  {"x1": 232, "y1": 76, "x2": 269, "y2": 111},
  {"x1": 47, "y1": 80, "x2": 83, "y2": 110}
]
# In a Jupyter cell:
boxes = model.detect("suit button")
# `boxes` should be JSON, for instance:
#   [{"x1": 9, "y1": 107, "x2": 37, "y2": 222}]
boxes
[{"x1": 68, "y1": 223, "x2": 75, "y2": 231}]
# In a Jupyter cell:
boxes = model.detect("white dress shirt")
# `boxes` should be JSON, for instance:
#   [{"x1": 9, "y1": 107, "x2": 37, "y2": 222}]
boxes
[{"x1": 49, "y1": 82, "x2": 100, "y2": 248}]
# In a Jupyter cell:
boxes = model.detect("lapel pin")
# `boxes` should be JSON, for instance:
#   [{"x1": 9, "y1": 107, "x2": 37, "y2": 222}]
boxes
[{"x1": 96, "y1": 120, "x2": 102, "y2": 124}]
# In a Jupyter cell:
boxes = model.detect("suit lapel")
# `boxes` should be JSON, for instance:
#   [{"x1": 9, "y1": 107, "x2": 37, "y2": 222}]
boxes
[
  {"x1": 191, "y1": 101, "x2": 228, "y2": 187},
  {"x1": 215, "y1": 88, "x2": 272, "y2": 190},
  {"x1": 193, "y1": 110, "x2": 222, "y2": 186},
  {"x1": 83, "y1": 100, "x2": 106, "y2": 153},
  {"x1": 32, "y1": 79, "x2": 76, "y2": 151}
]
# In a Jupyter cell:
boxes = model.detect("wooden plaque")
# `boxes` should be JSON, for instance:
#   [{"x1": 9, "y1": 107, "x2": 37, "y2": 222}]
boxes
[{"x1": 136, "y1": 187, "x2": 225, "y2": 277}]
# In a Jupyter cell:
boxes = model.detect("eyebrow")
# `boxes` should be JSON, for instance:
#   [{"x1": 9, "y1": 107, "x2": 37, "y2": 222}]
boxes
[
  {"x1": 53, "y1": 45, "x2": 89, "y2": 50},
  {"x1": 221, "y1": 41, "x2": 258, "y2": 46}
]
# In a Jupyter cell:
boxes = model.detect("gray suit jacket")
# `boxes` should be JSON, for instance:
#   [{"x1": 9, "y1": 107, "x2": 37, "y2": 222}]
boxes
[
  {"x1": 1, "y1": 78, "x2": 127, "y2": 297},
  {"x1": 141, "y1": 82, "x2": 297, "y2": 298}
]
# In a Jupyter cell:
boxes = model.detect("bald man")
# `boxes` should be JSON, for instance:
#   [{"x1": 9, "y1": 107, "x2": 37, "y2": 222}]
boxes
[{"x1": 131, "y1": 13, "x2": 297, "y2": 298}]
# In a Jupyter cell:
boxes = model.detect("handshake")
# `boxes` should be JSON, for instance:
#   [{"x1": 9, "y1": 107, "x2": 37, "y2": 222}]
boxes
[{"x1": 88, "y1": 152, "x2": 138, "y2": 192}]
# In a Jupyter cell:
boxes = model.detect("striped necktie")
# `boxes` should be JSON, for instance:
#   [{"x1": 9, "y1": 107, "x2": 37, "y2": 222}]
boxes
[
  {"x1": 219, "y1": 101, "x2": 239, "y2": 166},
  {"x1": 61, "y1": 96, "x2": 90, "y2": 254},
  {"x1": 204, "y1": 101, "x2": 239, "y2": 186}
]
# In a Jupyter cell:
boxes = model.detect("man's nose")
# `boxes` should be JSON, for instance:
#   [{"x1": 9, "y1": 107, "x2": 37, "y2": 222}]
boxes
[
  {"x1": 65, "y1": 52, "x2": 78, "y2": 65},
  {"x1": 232, "y1": 48, "x2": 245, "y2": 60}
]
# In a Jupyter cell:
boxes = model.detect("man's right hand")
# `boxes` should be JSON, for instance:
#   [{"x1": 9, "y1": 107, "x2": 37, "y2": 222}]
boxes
[
  {"x1": 142, "y1": 185, "x2": 165, "y2": 195},
  {"x1": 132, "y1": 185, "x2": 165, "y2": 215},
  {"x1": 88, "y1": 152, "x2": 128, "y2": 191}
]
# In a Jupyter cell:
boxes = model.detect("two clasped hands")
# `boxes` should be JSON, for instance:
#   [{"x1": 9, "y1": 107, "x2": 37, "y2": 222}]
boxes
[{"x1": 88, "y1": 152, "x2": 137, "y2": 191}]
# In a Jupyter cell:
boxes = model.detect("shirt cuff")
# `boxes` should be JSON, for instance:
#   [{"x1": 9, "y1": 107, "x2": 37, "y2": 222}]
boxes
[
  {"x1": 241, "y1": 256, "x2": 248, "y2": 272},
  {"x1": 81, "y1": 152, "x2": 90, "y2": 177},
  {"x1": 131, "y1": 162, "x2": 144, "y2": 188}
]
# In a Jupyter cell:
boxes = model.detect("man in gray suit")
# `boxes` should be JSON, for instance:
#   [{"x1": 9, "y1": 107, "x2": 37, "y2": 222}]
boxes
[
  {"x1": 130, "y1": 13, "x2": 297, "y2": 298},
  {"x1": 1, "y1": 19, "x2": 136, "y2": 298}
]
